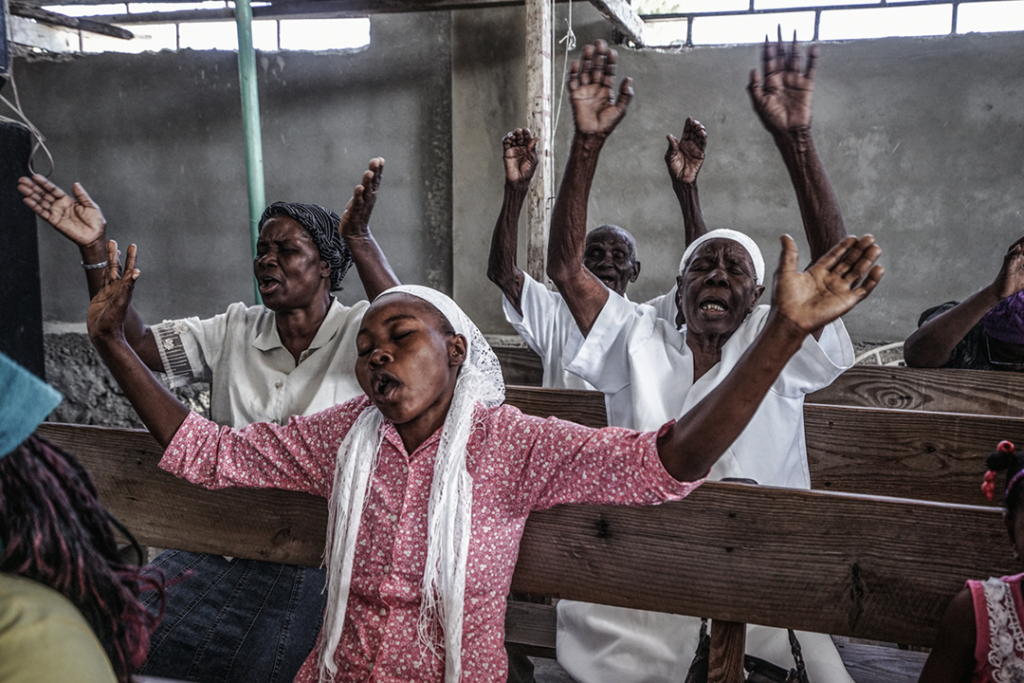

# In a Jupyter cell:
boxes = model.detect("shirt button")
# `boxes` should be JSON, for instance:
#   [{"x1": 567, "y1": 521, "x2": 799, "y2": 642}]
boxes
[
  {"x1": 274, "y1": 381, "x2": 283, "y2": 389},
  {"x1": 383, "y1": 565, "x2": 391, "y2": 574},
  {"x1": 379, "y1": 608, "x2": 387, "y2": 616}
]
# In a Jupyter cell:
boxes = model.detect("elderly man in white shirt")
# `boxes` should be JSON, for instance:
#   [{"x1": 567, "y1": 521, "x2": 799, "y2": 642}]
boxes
[
  {"x1": 487, "y1": 120, "x2": 709, "y2": 393},
  {"x1": 546, "y1": 37, "x2": 861, "y2": 683}
]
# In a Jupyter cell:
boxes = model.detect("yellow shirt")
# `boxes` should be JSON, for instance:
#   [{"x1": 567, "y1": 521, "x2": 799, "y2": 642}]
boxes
[{"x1": 0, "y1": 573, "x2": 117, "y2": 683}]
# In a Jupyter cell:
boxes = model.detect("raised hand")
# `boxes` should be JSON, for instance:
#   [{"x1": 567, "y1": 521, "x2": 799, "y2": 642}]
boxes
[
  {"x1": 771, "y1": 234, "x2": 883, "y2": 334},
  {"x1": 339, "y1": 157, "x2": 384, "y2": 241},
  {"x1": 18, "y1": 175, "x2": 107, "y2": 248},
  {"x1": 568, "y1": 40, "x2": 634, "y2": 139},
  {"x1": 992, "y1": 236, "x2": 1024, "y2": 300},
  {"x1": 665, "y1": 117, "x2": 707, "y2": 185},
  {"x1": 748, "y1": 28, "x2": 817, "y2": 135},
  {"x1": 87, "y1": 240, "x2": 140, "y2": 343},
  {"x1": 503, "y1": 128, "x2": 539, "y2": 192}
]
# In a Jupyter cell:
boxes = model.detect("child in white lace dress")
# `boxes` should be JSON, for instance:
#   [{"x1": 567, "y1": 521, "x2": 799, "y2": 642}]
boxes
[{"x1": 919, "y1": 440, "x2": 1024, "y2": 683}]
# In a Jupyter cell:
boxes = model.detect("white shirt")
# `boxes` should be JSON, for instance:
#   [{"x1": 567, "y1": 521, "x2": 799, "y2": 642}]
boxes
[
  {"x1": 557, "y1": 293, "x2": 856, "y2": 683},
  {"x1": 501, "y1": 273, "x2": 599, "y2": 392},
  {"x1": 563, "y1": 296, "x2": 853, "y2": 488},
  {"x1": 153, "y1": 298, "x2": 369, "y2": 427},
  {"x1": 502, "y1": 274, "x2": 679, "y2": 393}
]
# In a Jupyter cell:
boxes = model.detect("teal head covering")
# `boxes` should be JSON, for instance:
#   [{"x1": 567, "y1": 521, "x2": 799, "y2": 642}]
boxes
[{"x1": 0, "y1": 352, "x2": 62, "y2": 459}]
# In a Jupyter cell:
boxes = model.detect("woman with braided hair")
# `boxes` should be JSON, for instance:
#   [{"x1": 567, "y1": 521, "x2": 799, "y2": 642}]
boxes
[
  {"x1": 18, "y1": 160, "x2": 402, "y2": 683},
  {"x1": 918, "y1": 442, "x2": 1024, "y2": 683},
  {"x1": 0, "y1": 351, "x2": 163, "y2": 683}
]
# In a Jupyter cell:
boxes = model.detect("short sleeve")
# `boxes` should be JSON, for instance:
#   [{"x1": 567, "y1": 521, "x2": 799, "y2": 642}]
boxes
[
  {"x1": 160, "y1": 397, "x2": 370, "y2": 497},
  {"x1": 152, "y1": 313, "x2": 229, "y2": 388},
  {"x1": 564, "y1": 295, "x2": 654, "y2": 394},
  {"x1": 773, "y1": 319, "x2": 855, "y2": 398},
  {"x1": 501, "y1": 273, "x2": 561, "y2": 358}
]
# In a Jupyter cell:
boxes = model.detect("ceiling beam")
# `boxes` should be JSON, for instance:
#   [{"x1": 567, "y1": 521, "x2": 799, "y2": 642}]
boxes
[
  {"x1": 10, "y1": 3, "x2": 134, "y2": 37},
  {"x1": 587, "y1": 0, "x2": 644, "y2": 45},
  {"x1": 80, "y1": 0, "x2": 531, "y2": 24}
]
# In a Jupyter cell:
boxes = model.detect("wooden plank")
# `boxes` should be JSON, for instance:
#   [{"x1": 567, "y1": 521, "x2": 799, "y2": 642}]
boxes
[
  {"x1": 808, "y1": 365, "x2": 1024, "y2": 417},
  {"x1": 709, "y1": 620, "x2": 745, "y2": 683},
  {"x1": 503, "y1": 601, "x2": 557, "y2": 658},
  {"x1": 510, "y1": 481, "x2": 1016, "y2": 647},
  {"x1": 587, "y1": 0, "x2": 646, "y2": 45},
  {"x1": 525, "y1": 0, "x2": 552, "y2": 283},
  {"x1": 805, "y1": 403, "x2": 1023, "y2": 506},
  {"x1": 9, "y1": 3, "x2": 134, "y2": 38},
  {"x1": 504, "y1": 384, "x2": 607, "y2": 428},
  {"x1": 833, "y1": 642, "x2": 928, "y2": 683},
  {"x1": 493, "y1": 345, "x2": 543, "y2": 386},
  {"x1": 36, "y1": 423, "x2": 329, "y2": 567}
]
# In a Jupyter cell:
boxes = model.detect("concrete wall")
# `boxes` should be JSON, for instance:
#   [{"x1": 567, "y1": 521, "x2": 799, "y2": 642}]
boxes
[
  {"x1": 13, "y1": 7, "x2": 1024, "y2": 351},
  {"x1": 452, "y1": 6, "x2": 1024, "y2": 344},
  {"x1": 15, "y1": 11, "x2": 452, "y2": 325}
]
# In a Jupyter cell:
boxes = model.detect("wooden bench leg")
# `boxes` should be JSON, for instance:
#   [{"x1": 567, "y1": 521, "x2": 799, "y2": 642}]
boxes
[{"x1": 709, "y1": 620, "x2": 746, "y2": 683}]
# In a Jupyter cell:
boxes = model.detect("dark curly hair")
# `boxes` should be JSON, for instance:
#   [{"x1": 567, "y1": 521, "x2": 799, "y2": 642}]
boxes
[{"x1": 0, "y1": 435, "x2": 164, "y2": 683}]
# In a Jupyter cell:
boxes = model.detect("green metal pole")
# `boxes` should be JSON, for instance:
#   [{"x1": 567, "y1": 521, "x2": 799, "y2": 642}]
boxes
[{"x1": 234, "y1": 0, "x2": 265, "y2": 304}]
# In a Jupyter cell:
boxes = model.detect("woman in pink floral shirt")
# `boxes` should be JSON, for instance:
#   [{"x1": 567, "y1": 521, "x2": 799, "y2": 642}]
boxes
[{"x1": 86, "y1": 234, "x2": 882, "y2": 683}]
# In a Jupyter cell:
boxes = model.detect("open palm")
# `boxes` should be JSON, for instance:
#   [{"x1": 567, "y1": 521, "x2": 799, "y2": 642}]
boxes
[
  {"x1": 772, "y1": 234, "x2": 883, "y2": 334},
  {"x1": 18, "y1": 175, "x2": 106, "y2": 247}
]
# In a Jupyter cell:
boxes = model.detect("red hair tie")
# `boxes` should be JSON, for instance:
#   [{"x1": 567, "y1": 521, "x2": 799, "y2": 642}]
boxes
[{"x1": 983, "y1": 469, "x2": 997, "y2": 501}]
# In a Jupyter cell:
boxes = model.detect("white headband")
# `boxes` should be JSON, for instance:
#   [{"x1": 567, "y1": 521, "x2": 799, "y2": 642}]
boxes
[{"x1": 679, "y1": 229, "x2": 765, "y2": 285}]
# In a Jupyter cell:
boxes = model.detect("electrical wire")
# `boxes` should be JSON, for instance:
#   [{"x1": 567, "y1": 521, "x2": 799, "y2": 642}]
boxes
[{"x1": 0, "y1": 64, "x2": 55, "y2": 176}]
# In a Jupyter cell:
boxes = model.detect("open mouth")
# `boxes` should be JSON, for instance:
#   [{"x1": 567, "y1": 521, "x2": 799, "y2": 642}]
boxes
[
  {"x1": 374, "y1": 373, "x2": 400, "y2": 399},
  {"x1": 699, "y1": 299, "x2": 728, "y2": 315},
  {"x1": 258, "y1": 276, "x2": 281, "y2": 295}
]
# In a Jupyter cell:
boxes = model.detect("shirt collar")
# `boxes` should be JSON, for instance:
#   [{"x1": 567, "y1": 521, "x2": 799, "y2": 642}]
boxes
[{"x1": 252, "y1": 297, "x2": 344, "y2": 353}]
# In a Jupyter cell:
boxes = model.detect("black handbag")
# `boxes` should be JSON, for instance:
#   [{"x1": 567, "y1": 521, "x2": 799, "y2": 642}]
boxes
[{"x1": 683, "y1": 620, "x2": 809, "y2": 683}]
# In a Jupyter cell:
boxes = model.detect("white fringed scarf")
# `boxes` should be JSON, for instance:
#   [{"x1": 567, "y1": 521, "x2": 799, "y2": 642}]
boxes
[{"x1": 318, "y1": 285, "x2": 505, "y2": 683}]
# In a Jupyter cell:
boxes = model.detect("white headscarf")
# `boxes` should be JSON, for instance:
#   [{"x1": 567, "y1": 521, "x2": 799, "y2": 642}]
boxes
[
  {"x1": 319, "y1": 285, "x2": 505, "y2": 683},
  {"x1": 679, "y1": 228, "x2": 765, "y2": 285}
]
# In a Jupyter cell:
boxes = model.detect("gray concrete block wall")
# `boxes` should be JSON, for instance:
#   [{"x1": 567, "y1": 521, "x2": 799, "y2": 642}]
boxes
[
  {"x1": 451, "y1": 5, "x2": 1024, "y2": 343},
  {"x1": 13, "y1": 8, "x2": 1024, "y2": 427},
  {"x1": 15, "y1": 11, "x2": 452, "y2": 326}
]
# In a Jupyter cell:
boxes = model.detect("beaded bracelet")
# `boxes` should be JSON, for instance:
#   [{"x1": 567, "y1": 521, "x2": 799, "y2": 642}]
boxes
[{"x1": 81, "y1": 260, "x2": 109, "y2": 270}]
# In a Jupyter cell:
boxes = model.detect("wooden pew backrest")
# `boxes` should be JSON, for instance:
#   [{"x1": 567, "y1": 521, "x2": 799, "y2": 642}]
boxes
[
  {"x1": 809, "y1": 365, "x2": 1024, "y2": 416},
  {"x1": 36, "y1": 422, "x2": 1017, "y2": 652}
]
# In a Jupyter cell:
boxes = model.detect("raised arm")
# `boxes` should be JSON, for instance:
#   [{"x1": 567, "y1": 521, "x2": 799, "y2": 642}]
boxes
[
  {"x1": 18, "y1": 175, "x2": 163, "y2": 371},
  {"x1": 658, "y1": 234, "x2": 883, "y2": 481},
  {"x1": 87, "y1": 241, "x2": 190, "y2": 447},
  {"x1": 748, "y1": 31, "x2": 845, "y2": 262},
  {"x1": 547, "y1": 40, "x2": 633, "y2": 336},
  {"x1": 486, "y1": 128, "x2": 538, "y2": 315},
  {"x1": 665, "y1": 116, "x2": 708, "y2": 245},
  {"x1": 338, "y1": 158, "x2": 401, "y2": 301},
  {"x1": 905, "y1": 236, "x2": 1024, "y2": 368}
]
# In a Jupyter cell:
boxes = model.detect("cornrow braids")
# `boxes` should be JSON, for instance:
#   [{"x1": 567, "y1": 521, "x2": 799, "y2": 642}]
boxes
[
  {"x1": 985, "y1": 440, "x2": 1024, "y2": 521},
  {"x1": 0, "y1": 435, "x2": 164, "y2": 683}
]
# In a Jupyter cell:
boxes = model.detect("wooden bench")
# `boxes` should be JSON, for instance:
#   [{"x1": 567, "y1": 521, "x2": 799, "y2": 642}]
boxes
[
  {"x1": 36, "y1": 420, "x2": 1018, "y2": 683},
  {"x1": 512, "y1": 384, "x2": 1024, "y2": 508},
  {"x1": 808, "y1": 365, "x2": 1024, "y2": 416}
]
